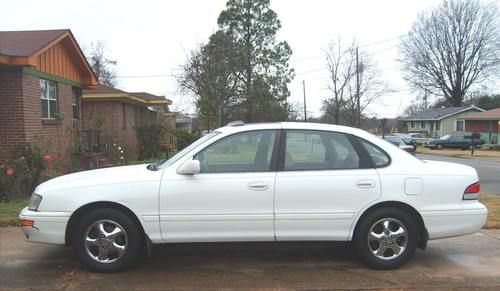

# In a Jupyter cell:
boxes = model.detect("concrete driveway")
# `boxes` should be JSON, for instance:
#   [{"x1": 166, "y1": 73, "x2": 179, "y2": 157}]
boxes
[
  {"x1": 417, "y1": 153, "x2": 500, "y2": 195},
  {"x1": 1, "y1": 227, "x2": 500, "y2": 290}
]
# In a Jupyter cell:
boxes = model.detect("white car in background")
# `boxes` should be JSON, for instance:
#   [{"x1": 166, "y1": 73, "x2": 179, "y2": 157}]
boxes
[{"x1": 19, "y1": 122, "x2": 487, "y2": 272}]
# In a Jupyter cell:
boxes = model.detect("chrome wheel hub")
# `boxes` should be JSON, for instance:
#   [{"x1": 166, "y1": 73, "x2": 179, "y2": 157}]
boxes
[
  {"x1": 367, "y1": 218, "x2": 408, "y2": 260},
  {"x1": 84, "y1": 220, "x2": 128, "y2": 264}
]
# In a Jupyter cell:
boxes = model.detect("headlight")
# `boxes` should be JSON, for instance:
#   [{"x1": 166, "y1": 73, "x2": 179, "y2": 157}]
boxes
[{"x1": 28, "y1": 194, "x2": 43, "y2": 211}]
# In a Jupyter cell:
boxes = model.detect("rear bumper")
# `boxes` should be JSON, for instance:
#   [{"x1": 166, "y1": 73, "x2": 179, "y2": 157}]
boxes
[
  {"x1": 421, "y1": 202, "x2": 487, "y2": 240},
  {"x1": 18, "y1": 207, "x2": 71, "y2": 245}
]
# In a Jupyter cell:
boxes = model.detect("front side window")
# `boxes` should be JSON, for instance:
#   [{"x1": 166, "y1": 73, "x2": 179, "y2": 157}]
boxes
[
  {"x1": 40, "y1": 79, "x2": 57, "y2": 119},
  {"x1": 284, "y1": 130, "x2": 360, "y2": 171},
  {"x1": 194, "y1": 130, "x2": 276, "y2": 173}
]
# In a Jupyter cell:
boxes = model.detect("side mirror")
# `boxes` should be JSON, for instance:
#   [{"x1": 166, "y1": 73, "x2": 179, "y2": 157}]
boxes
[{"x1": 177, "y1": 159, "x2": 201, "y2": 175}]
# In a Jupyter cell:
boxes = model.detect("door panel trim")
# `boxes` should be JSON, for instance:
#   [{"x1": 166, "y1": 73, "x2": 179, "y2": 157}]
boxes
[{"x1": 160, "y1": 214, "x2": 274, "y2": 221}]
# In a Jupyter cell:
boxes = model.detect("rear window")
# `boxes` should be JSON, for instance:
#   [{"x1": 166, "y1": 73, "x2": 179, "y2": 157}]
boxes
[{"x1": 358, "y1": 138, "x2": 391, "y2": 168}]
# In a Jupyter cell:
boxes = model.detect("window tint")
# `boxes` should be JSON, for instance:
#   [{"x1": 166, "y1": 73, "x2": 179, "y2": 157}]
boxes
[
  {"x1": 284, "y1": 130, "x2": 360, "y2": 171},
  {"x1": 359, "y1": 139, "x2": 390, "y2": 167},
  {"x1": 194, "y1": 130, "x2": 276, "y2": 173}
]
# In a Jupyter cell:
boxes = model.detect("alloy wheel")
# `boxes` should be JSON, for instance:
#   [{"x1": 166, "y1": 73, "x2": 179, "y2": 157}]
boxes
[
  {"x1": 367, "y1": 218, "x2": 408, "y2": 261},
  {"x1": 84, "y1": 219, "x2": 128, "y2": 264}
]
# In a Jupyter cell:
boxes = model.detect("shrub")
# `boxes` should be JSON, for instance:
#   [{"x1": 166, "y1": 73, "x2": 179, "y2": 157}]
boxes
[
  {"x1": 0, "y1": 144, "x2": 53, "y2": 201},
  {"x1": 176, "y1": 129, "x2": 200, "y2": 151},
  {"x1": 135, "y1": 122, "x2": 166, "y2": 160}
]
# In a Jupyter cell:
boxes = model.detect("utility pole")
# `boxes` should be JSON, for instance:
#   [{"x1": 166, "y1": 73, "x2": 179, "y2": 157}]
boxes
[
  {"x1": 356, "y1": 46, "x2": 360, "y2": 128},
  {"x1": 302, "y1": 80, "x2": 307, "y2": 122}
]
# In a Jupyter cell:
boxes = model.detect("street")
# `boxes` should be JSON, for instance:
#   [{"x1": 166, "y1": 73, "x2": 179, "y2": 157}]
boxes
[
  {"x1": 1, "y1": 227, "x2": 500, "y2": 290},
  {"x1": 417, "y1": 154, "x2": 500, "y2": 195}
]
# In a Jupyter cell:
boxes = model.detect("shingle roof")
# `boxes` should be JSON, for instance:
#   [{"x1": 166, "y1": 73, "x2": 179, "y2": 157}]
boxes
[
  {"x1": 402, "y1": 106, "x2": 483, "y2": 121},
  {"x1": 0, "y1": 29, "x2": 68, "y2": 56},
  {"x1": 83, "y1": 84, "x2": 128, "y2": 95},
  {"x1": 462, "y1": 107, "x2": 500, "y2": 120}
]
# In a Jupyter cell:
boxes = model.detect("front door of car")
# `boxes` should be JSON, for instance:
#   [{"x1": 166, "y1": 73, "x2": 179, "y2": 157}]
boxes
[
  {"x1": 159, "y1": 130, "x2": 279, "y2": 242},
  {"x1": 274, "y1": 130, "x2": 381, "y2": 241}
]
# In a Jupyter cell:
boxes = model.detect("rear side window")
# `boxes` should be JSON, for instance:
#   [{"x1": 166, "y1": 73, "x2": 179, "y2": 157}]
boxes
[
  {"x1": 358, "y1": 139, "x2": 390, "y2": 168},
  {"x1": 284, "y1": 130, "x2": 361, "y2": 171}
]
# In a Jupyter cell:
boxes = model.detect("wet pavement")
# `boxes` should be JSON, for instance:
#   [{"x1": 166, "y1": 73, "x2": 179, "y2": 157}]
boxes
[{"x1": 1, "y1": 227, "x2": 500, "y2": 290}]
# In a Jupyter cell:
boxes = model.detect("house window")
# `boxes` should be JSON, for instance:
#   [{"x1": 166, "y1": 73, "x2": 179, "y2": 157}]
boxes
[
  {"x1": 410, "y1": 121, "x2": 415, "y2": 128},
  {"x1": 72, "y1": 88, "x2": 80, "y2": 121},
  {"x1": 40, "y1": 79, "x2": 57, "y2": 119},
  {"x1": 420, "y1": 121, "x2": 425, "y2": 129},
  {"x1": 435, "y1": 121, "x2": 440, "y2": 130},
  {"x1": 455, "y1": 120, "x2": 464, "y2": 132},
  {"x1": 122, "y1": 103, "x2": 126, "y2": 129}
]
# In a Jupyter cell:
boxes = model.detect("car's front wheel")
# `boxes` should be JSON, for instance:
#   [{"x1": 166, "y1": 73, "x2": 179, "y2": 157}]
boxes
[
  {"x1": 354, "y1": 207, "x2": 418, "y2": 269},
  {"x1": 436, "y1": 144, "x2": 443, "y2": 150},
  {"x1": 72, "y1": 208, "x2": 143, "y2": 272}
]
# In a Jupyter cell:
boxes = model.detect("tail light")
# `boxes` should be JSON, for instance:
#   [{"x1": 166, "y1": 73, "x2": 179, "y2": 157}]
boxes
[{"x1": 463, "y1": 182, "x2": 480, "y2": 200}]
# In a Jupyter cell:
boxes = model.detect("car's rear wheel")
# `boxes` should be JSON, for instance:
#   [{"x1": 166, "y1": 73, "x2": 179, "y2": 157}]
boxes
[
  {"x1": 354, "y1": 207, "x2": 418, "y2": 269},
  {"x1": 72, "y1": 208, "x2": 143, "y2": 272}
]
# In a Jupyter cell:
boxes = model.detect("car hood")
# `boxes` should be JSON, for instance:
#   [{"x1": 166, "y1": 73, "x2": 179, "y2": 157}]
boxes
[{"x1": 35, "y1": 164, "x2": 163, "y2": 194}]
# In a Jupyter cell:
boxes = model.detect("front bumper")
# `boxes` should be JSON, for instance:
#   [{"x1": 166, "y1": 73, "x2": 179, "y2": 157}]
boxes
[
  {"x1": 18, "y1": 207, "x2": 71, "y2": 245},
  {"x1": 421, "y1": 202, "x2": 488, "y2": 240}
]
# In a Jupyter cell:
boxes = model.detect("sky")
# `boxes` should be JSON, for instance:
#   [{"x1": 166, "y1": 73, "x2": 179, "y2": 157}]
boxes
[{"x1": 2, "y1": 0, "x2": 499, "y2": 119}]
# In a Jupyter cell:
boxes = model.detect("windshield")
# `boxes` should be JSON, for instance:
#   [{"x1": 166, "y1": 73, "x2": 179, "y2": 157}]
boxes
[
  {"x1": 440, "y1": 135, "x2": 451, "y2": 140},
  {"x1": 158, "y1": 132, "x2": 220, "y2": 168}
]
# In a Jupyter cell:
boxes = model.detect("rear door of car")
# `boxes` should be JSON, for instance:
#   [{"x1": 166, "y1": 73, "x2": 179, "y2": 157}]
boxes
[{"x1": 274, "y1": 129, "x2": 381, "y2": 241}]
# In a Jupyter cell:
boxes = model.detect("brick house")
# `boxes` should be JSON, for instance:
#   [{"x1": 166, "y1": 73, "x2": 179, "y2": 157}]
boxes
[
  {"x1": 0, "y1": 29, "x2": 96, "y2": 166},
  {"x1": 82, "y1": 85, "x2": 174, "y2": 155}
]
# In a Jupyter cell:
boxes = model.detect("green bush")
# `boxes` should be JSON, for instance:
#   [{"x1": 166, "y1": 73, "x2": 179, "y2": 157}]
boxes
[
  {"x1": 176, "y1": 129, "x2": 200, "y2": 151},
  {"x1": 0, "y1": 144, "x2": 53, "y2": 201},
  {"x1": 135, "y1": 122, "x2": 166, "y2": 160}
]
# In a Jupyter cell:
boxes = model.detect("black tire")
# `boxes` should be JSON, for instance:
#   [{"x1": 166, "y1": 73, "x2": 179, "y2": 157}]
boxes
[
  {"x1": 71, "y1": 208, "x2": 143, "y2": 272},
  {"x1": 436, "y1": 144, "x2": 443, "y2": 150},
  {"x1": 354, "y1": 207, "x2": 418, "y2": 270}
]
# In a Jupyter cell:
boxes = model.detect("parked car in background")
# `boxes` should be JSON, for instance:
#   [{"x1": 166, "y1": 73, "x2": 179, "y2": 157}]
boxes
[
  {"x1": 19, "y1": 122, "x2": 486, "y2": 272},
  {"x1": 391, "y1": 133, "x2": 417, "y2": 149},
  {"x1": 424, "y1": 135, "x2": 484, "y2": 150},
  {"x1": 383, "y1": 135, "x2": 416, "y2": 155},
  {"x1": 407, "y1": 132, "x2": 436, "y2": 145}
]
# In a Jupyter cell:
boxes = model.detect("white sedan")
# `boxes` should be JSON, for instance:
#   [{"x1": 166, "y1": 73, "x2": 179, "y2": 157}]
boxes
[{"x1": 19, "y1": 122, "x2": 487, "y2": 272}]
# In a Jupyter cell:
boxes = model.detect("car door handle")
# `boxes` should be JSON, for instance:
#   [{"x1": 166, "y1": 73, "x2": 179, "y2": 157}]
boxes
[
  {"x1": 356, "y1": 180, "x2": 376, "y2": 189},
  {"x1": 248, "y1": 182, "x2": 269, "y2": 191}
]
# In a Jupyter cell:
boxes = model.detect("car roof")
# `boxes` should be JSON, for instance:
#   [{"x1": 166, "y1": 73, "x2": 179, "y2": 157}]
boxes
[{"x1": 215, "y1": 121, "x2": 365, "y2": 134}]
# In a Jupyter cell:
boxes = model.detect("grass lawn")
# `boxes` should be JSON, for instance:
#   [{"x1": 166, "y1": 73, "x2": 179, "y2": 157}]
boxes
[
  {"x1": 480, "y1": 194, "x2": 500, "y2": 229},
  {"x1": 1, "y1": 195, "x2": 499, "y2": 228},
  {"x1": 417, "y1": 146, "x2": 500, "y2": 159},
  {"x1": 0, "y1": 199, "x2": 27, "y2": 227}
]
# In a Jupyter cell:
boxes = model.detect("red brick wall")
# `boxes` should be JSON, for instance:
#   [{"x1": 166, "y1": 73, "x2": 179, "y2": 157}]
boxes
[
  {"x1": 0, "y1": 67, "x2": 26, "y2": 161},
  {"x1": 0, "y1": 68, "x2": 79, "y2": 172},
  {"x1": 82, "y1": 101, "x2": 140, "y2": 155}
]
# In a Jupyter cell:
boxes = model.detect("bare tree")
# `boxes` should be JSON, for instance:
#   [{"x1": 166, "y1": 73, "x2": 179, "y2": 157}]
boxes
[
  {"x1": 87, "y1": 41, "x2": 118, "y2": 87},
  {"x1": 323, "y1": 40, "x2": 356, "y2": 124},
  {"x1": 400, "y1": 0, "x2": 500, "y2": 106},
  {"x1": 323, "y1": 40, "x2": 386, "y2": 126}
]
